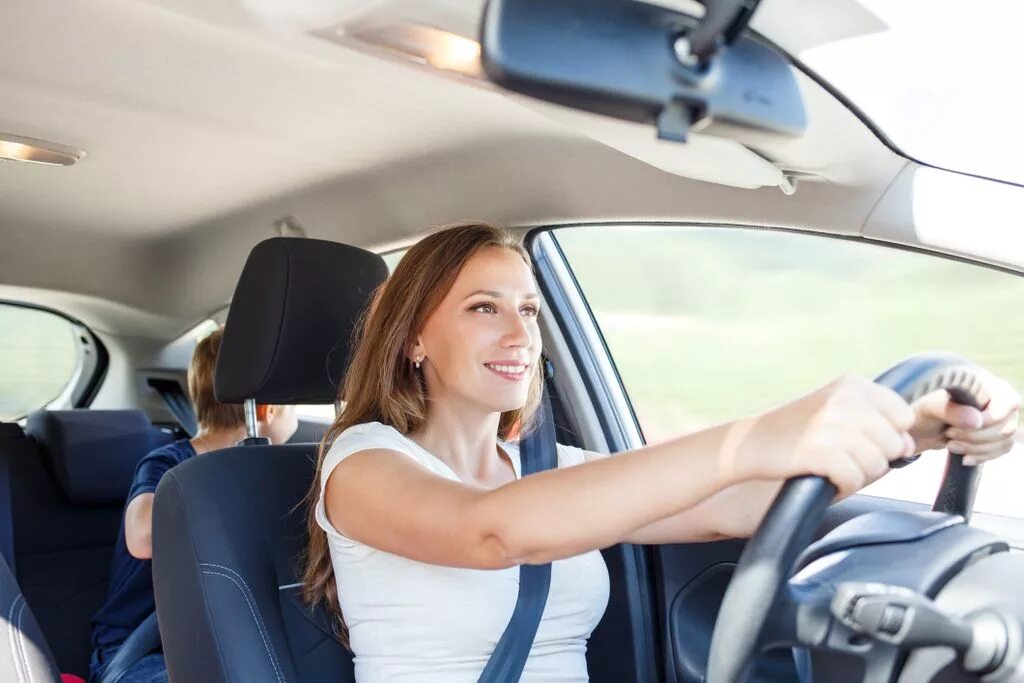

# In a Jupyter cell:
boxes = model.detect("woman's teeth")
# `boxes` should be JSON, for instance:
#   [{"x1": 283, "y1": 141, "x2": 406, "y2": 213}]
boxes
[{"x1": 485, "y1": 363, "x2": 527, "y2": 375}]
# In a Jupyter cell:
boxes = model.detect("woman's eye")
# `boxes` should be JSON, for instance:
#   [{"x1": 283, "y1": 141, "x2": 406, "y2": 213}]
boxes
[
  {"x1": 472, "y1": 303, "x2": 497, "y2": 314},
  {"x1": 521, "y1": 305, "x2": 539, "y2": 317}
]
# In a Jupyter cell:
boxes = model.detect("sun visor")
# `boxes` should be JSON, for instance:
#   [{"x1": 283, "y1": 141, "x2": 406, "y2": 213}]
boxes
[{"x1": 511, "y1": 97, "x2": 784, "y2": 189}]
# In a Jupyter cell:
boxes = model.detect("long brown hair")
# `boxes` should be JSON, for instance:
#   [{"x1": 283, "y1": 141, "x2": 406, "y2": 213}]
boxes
[{"x1": 302, "y1": 222, "x2": 543, "y2": 646}]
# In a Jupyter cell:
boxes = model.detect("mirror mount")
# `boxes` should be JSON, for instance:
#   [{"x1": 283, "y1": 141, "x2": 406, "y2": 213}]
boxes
[{"x1": 684, "y1": 0, "x2": 763, "y2": 65}]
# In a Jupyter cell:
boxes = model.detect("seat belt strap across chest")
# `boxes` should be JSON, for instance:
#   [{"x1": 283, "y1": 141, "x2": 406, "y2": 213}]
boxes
[{"x1": 479, "y1": 366, "x2": 559, "y2": 683}]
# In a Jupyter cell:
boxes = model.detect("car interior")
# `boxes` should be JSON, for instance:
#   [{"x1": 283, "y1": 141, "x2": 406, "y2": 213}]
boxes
[{"x1": 2, "y1": 0, "x2": 1023, "y2": 682}]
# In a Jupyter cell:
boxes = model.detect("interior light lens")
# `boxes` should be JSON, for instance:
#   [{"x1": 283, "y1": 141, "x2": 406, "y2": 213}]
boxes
[
  {"x1": 0, "y1": 134, "x2": 85, "y2": 166},
  {"x1": 344, "y1": 24, "x2": 483, "y2": 78}
]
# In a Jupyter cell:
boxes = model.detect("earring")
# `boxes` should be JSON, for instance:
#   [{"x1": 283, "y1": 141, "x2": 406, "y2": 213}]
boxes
[{"x1": 414, "y1": 356, "x2": 422, "y2": 369}]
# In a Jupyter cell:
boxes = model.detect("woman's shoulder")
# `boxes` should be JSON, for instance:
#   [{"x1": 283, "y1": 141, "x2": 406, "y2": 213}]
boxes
[
  {"x1": 321, "y1": 421, "x2": 427, "y2": 483},
  {"x1": 328, "y1": 421, "x2": 416, "y2": 457}
]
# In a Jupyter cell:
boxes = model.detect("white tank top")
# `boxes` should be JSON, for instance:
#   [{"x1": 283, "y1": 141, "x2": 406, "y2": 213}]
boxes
[{"x1": 314, "y1": 421, "x2": 610, "y2": 682}]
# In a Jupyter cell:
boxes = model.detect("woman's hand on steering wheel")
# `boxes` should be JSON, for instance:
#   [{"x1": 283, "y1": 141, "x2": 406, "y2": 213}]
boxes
[
  {"x1": 730, "y1": 374, "x2": 918, "y2": 498},
  {"x1": 708, "y1": 355, "x2": 1020, "y2": 683},
  {"x1": 909, "y1": 371, "x2": 1020, "y2": 466}
]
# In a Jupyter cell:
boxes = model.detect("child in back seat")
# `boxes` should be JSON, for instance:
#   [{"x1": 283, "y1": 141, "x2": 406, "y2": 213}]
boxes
[{"x1": 87, "y1": 328, "x2": 298, "y2": 683}]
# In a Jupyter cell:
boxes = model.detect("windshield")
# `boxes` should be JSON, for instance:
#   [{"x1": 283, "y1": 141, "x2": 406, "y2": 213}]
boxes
[{"x1": 798, "y1": 0, "x2": 1024, "y2": 185}]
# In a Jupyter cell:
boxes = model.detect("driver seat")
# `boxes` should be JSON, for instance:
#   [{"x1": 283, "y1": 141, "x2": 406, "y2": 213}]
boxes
[{"x1": 151, "y1": 237, "x2": 388, "y2": 682}]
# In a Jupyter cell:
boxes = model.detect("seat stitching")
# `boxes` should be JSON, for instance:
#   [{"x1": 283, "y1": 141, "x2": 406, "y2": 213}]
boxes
[
  {"x1": 199, "y1": 566, "x2": 285, "y2": 683},
  {"x1": 161, "y1": 473, "x2": 232, "y2": 678},
  {"x1": 200, "y1": 569, "x2": 285, "y2": 683},
  {"x1": 15, "y1": 598, "x2": 33, "y2": 683},
  {"x1": 201, "y1": 562, "x2": 288, "y2": 665},
  {"x1": 7, "y1": 595, "x2": 26, "y2": 683}
]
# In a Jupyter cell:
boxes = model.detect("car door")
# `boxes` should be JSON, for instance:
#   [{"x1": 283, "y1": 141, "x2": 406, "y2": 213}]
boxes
[{"x1": 529, "y1": 224, "x2": 1024, "y2": 683}]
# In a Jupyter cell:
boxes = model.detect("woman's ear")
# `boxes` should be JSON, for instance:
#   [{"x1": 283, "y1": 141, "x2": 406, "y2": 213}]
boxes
[
  {"x1": 406, "y1": 336, "x2": 426, "y2": 362},
  {"x1": 256, "y1": 404, "x2": 272, "y2": 422}
]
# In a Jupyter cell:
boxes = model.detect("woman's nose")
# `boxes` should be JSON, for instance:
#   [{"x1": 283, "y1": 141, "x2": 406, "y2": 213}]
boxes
[{"x1": 501, "y1": 312, "x2": 532, "y2": 347}]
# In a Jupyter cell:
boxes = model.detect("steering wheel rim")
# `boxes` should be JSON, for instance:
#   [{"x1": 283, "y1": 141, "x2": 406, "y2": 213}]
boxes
[{"x1": 705, "y1": 353, "x2": 992, "y2": 683}]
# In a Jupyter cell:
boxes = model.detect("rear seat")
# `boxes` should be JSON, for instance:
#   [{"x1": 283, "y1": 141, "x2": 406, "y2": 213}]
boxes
[
  {"x1": 0, "y1": 552, "x2": 61, "y2": 682},
  {"x1": 0, "y1": 410, "x2": 178, "y2": 678}
]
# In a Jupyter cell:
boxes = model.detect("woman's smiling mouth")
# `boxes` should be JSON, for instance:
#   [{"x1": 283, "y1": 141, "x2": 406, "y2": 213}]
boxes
[{"x1": 483, "y1": 362, "x2": 529, "y2": 381}]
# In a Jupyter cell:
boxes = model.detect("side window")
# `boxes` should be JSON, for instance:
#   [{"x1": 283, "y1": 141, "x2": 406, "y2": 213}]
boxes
[
  {"x1": 555, "y1": 225, "x2": 1024, "y2": 518},
  {"x1": 294, "y1": 248, "x2": 405, "y2": 422},
  {"x1": 0, "y1": 304, "x2": 89, "y2": 420}
]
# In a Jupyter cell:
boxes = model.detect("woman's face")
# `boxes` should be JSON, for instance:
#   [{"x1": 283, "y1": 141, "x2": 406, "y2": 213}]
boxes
[{"x1": 415, "y1": 247, "x2": 541, "y2": 415}]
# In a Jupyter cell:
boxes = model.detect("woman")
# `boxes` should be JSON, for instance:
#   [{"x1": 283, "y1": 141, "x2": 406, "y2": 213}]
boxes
[{"x1": 304, "y1": 222, "x2": 1019, "y2": 682}]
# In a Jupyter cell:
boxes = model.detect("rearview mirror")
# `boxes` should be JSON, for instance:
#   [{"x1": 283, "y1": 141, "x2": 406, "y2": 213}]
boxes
[{"x1": 480, "y1": 0, "x2": 806, "y2": 142}]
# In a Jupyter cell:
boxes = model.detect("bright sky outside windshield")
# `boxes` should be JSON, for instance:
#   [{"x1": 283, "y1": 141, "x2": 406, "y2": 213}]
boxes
[{"x1": 798, "y1": 0, "x2": 1024, "y2": 185}]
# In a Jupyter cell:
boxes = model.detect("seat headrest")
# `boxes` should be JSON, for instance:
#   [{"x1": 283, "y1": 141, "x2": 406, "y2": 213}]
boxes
[
  {"x1": 25, "y1": 410, "x2": 163, "y2": 504},
  {"x1": 215, "y1": 237, "x2": 388, "y2": 405}
]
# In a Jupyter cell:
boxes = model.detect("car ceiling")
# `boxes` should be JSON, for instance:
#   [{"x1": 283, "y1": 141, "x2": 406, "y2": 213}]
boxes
[{"x1": 0, "y1": 0, "x2": 1020, "y2": 341}]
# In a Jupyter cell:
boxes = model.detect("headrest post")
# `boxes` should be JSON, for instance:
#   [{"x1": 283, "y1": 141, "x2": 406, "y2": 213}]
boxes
[
  {"x1": 237, "y1": 399, "x2": 271, "y2": 447},
  {"x1": 244, "y1": 399, "x2": 259, "y2": 439}
]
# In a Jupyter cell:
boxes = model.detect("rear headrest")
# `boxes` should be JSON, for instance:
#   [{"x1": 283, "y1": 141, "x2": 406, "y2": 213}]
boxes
[
  {"x1": 215, "y1": 237, "x2": 388, "y2": 405},
  {"x1": 25, "y1": 410, "x2": 166, "y2": 504}
]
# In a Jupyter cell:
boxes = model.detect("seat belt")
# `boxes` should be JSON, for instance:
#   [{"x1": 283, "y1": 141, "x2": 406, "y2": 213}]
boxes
[
  {"x1": 97, "y1": 611, "x2": 162, "y2": 683},
  {"x1": 479, "y1": 362, "x2": 559, "y2": 683},
  {"x1": 147, "y1": 379, "x2": 198, "y2": 437}
]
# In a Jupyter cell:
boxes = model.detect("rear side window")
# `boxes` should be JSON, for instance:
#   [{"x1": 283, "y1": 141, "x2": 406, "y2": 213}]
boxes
[{"x1": 0, "y1": 304, "x2": 98, "y2": 420}]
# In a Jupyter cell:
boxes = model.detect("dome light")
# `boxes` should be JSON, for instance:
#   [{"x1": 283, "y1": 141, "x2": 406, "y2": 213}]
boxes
[{"x1": 0, "y1": 133, "x2": 85, "y2": 167}]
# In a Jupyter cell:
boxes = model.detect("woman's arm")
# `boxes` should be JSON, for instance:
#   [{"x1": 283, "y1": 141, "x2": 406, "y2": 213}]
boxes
[
  {"x1": 617, "y1": 477, "x2": 782, "y2": 544},
  {"x1": 613, "y1": 383, "x2": 1022, "y2": 545},
  {"x1": 325, "y1": 375, "x2": 919, "y2": 568},
  {"x1": 325, "y1": 418, "x2": 742, "y2": 569}
]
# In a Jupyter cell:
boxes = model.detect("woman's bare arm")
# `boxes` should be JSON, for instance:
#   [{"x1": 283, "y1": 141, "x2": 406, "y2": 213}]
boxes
[
  {"x1": 324, "y1": 376, "x2": 922, "y2": 568},
  {"x1": 615, "y1": 382, "x2": 1022, "y2": 545},
  {"x1": 324, "y1": 418, "x2": 743, "y2": 569}
]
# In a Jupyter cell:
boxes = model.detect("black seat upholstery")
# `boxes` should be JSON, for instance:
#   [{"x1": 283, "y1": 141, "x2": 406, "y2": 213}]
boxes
[
  {"x1": 153, "y1": 445, "x2": 347, "y2": 682},
  {"x1": 0, "y1": 411, "x2": 177, "y2": 678},
  {"x1": 152, "y1": 237, "x2": 388, "y2": 683}
]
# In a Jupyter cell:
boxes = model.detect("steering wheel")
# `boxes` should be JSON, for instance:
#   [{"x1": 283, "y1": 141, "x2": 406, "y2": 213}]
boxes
[{"x1": 706, "y1": 353, "x2": 993, "y2": 683}]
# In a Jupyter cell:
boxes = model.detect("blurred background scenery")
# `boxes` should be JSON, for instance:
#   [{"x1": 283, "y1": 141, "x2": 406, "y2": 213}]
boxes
[{"x1": 556, "y1": 225, "x2": 1024, "y2": 517}]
